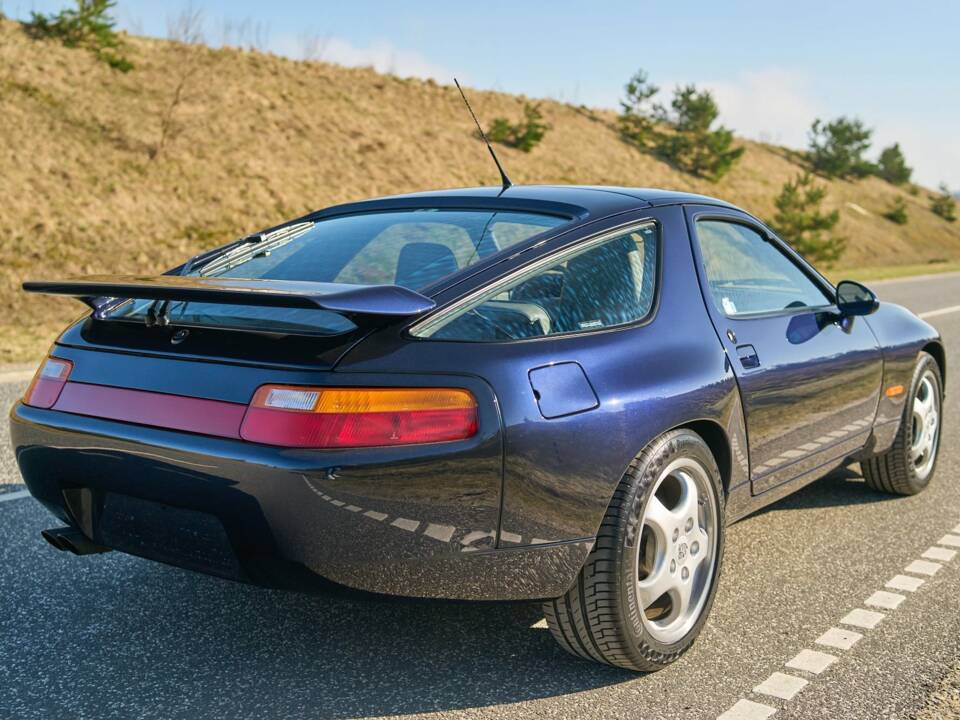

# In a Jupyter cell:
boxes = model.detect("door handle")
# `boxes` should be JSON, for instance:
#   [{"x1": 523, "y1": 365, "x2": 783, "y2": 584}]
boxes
[{"x1": 736, "y1": 344, "x2": 760, "y2": 369}]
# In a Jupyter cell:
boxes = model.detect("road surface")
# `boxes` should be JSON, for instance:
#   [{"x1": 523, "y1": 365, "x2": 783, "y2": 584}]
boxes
[{"x1": 1, "y1": 273, "x2": 959, "y2": 720}]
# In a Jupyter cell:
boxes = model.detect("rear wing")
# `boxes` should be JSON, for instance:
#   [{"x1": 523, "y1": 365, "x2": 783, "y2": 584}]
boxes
[{"x1": 23, "y1": 275, "x2": 436, "y2": 322}]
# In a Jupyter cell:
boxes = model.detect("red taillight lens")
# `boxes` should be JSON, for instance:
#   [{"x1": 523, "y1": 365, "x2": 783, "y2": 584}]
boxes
[
  {"x1": 240, "y1": 386, "x2": 478, "y2": 448},
  {"x1": 23, "y1": 357, "x2": 73, "y2": 409}
]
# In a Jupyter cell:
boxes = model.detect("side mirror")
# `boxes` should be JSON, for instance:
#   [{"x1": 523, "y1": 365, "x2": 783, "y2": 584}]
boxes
[{"x1": 836, "y1": 280, "x2": 879, "y2": 316}]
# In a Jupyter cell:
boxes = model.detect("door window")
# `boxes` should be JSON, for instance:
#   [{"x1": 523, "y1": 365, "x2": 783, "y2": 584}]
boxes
[{"x1": 696, "y1": 220, "x2": 832, "y2": 317}]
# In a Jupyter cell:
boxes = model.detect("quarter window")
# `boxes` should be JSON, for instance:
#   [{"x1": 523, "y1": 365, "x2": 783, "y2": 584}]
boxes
[
  {"x1": 413, "y1": 224, "x2": 658, "y2": 341},
  {"x1": 696, "y1": 220, "x2": 832, "y2": 316}
]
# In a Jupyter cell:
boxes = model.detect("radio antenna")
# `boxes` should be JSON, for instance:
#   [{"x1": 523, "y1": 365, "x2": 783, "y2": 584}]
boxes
[{"x1": 454, "y1": 78, "x2": 512, "y2": 193}]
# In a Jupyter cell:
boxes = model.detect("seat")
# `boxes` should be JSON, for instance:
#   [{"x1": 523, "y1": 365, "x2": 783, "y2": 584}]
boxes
[
  {"x1": 554, "y1": 237, "x2": 648, "y2": 332},
  {"x1": 394, "y1": 242, "x2": 459, "y2": 289}
]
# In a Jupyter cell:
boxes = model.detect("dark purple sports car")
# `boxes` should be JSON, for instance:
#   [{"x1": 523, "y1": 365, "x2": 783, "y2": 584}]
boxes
[{"x1": 11, "y1": 185, "x2": 944, "y2": 671}]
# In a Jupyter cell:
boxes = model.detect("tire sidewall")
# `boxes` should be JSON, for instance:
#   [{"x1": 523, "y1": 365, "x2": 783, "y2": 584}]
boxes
[
  {"x1": 618, "y1": 430, "x2": 726, "y2": 661},
  {"x1": 903, "y1": 352, "x2": 944, "y2": 489}
]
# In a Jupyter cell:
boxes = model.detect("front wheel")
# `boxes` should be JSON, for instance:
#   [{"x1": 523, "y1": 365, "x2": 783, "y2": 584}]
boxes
[
  {"x1": 862, "y1": 351, "x2": 943, "y2": 495},
  {"x1": 543, "y1": 429, "x2": 725, "y2": 671}
]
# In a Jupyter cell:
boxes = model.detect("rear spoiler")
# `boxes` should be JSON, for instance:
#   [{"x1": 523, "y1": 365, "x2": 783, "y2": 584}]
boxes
[{"x1": 23, "y1": 275, "x2": 437, "y2": 322}]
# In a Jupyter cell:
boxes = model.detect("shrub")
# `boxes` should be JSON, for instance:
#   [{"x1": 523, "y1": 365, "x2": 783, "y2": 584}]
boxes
[
  {"x1": 807, "y1": 117, "x2": 873, "y2": 178},
  {"x1": 618, "y1": 69, "x2": 659, "y2": 148},
  {"x1": 882, "y1": 196, "x2": 909, "y2": 225},
  {"x1": 654, "y1": 85, "x2": 744, "y2": 181},
  {"x1": 877, "y1": 143, "x2": 912, "y2": 185},
  {"x1": 931, "y1": 184, "x2": 957, "y2": 222},
  {"x1": 487, "y1": 103, "x2": 548, "y2": 153},
  {"x1": 25, "y1": 0, "x2": 132, "y2": 72},
  {"x1": 768, "y1": 173, "x2": 845, "y2": 264},
  {"x1": 618, "y1": 72, "x2": 744, "y2": 181}
]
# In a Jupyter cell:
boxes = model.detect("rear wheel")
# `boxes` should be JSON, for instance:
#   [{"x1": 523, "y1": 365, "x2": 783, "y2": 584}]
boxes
[
  {"x1": 862, "y1": 351, "x2": 943, "y2": 495},
  {"x1": 543, "y1": 429, "x2": 724, "y2": 671}
]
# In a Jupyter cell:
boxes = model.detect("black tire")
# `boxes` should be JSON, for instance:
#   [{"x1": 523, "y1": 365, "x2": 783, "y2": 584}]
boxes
[
  {"x1": 543, "y1": 429, "x2": 725, "y2": 672},
  {"x1": 862, "y1": 351, "x2": 943, "y2": 495}
]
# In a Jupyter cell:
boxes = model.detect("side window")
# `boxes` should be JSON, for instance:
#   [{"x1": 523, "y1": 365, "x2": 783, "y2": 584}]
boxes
[
  {"x1": 413, "y1": 224, "x2": 658, "y2": 341},
  {"x1": 696, "y1": 220, "x2": 832, "y2": 316}
]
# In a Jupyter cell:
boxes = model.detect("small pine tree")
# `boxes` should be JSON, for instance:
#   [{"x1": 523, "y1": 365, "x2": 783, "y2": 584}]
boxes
[
  {"x1": 931, "y1": 184, "x2": 957, "y2": 222},
  {"x1": 882, "y1": 196, "x2": 909, "y2": 225},
  {"x1": 26, "y1": 0, "x2": 132, "y2": 72},
  {"x1": 486, "y1": 103, "x2": 548, "y2": 153},
  {"x1": 618, "y1": 69, "x2": 659, "y2": 149},
  {"x1": 877, "y1": 143, "x2": 912, "y2": 185},
  {"x1": 654, "y1": 85, "x2": 744, "y2": 181},
  {"x1": 768, "y1": 173, "x2": 845, "y2": 264},
  {"x1": 808, "y1": 117, "x2": 873, "y2": 179}
]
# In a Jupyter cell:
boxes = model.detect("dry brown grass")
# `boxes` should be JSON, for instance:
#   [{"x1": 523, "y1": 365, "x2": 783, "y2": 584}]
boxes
[{"x1": 2, "y1": 19, "x2": 959, "y2": 363}]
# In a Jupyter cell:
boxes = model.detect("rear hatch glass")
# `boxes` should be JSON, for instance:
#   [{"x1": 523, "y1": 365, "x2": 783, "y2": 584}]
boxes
[{"x1": 104, "y1": 209, "x2": 568, "y2": 335}]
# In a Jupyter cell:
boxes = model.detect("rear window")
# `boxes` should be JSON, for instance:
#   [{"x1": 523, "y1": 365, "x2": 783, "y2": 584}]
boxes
[{"x1": 106, "y1": 209, "x2": 567, "y2": 335}]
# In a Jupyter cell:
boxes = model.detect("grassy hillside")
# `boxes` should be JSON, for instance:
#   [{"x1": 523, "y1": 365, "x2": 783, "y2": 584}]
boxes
[{"x1": 2, "y1": 19, "x2": 959, "y2": 362}]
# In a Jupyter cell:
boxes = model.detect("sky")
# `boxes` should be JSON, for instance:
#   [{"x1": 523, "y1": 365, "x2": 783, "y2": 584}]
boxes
[{"x1": 10, "y1": 0, "x2": 960, "y2": 188}]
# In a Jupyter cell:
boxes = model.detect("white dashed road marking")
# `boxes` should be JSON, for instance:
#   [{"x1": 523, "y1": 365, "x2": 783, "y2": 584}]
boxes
[
  {"x1": 886, "y1": 574, "x2": 924, "y2": 592},
  {"x1": 423, "y1": 523, "x2": 456, "y2": 543},
  {"x1": 840, "y1": 608, "x2": 885, "y2": 629},
  {"x1": 363, "y1": 510, "x2": 387, "y2": 521},
  {"x1": 904, "y1": 559, "x2": 942, "y2": 576},
  {"x1": 923, "y1": 546, "x2": 957, "y2": 562},
  {"x1": 816, "y1": 627, "x2": 862, "y2": 650},
  {"x1": 866, "y1": 590, "x2": 906, "y2": 610},
  {"x1": 753, "y1": 671, "x2": 808, "y2": 700},
  {"x1": 391, "y1": 518, "x2": 420, "y2": 532},
  {"x1": 785, "y1": 649, "x2": 837, "y2": 675},
  {"x1": 717, "y1": 699, "x2": 776, "y2": 720},
  {"x1": 0, "y1": 489, "x2": 31, "y2": 503},
  {"x1": 718, "y1": 494, "x2": 959, "y2": 719}
]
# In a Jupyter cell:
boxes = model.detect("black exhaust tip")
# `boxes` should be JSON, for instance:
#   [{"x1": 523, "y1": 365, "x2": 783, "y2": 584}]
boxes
[{"x1": 40, "y1": 527, "x2": 111, "y2": 556}]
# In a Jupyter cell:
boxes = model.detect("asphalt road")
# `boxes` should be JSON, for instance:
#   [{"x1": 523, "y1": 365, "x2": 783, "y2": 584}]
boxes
[{"x1": 1, "y1": 273, "x2": 959, "y2": 720}]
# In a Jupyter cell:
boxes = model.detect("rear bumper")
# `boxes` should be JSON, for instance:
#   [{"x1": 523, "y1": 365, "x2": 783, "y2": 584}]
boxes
[{"x1": 9, "y1": 402, "x2": 591, "y2": 600}]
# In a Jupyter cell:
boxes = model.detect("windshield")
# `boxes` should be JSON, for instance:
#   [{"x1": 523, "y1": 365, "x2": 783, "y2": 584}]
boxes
[{"x1": 106, "y1": 208, "x2": 568, "y2": 335}]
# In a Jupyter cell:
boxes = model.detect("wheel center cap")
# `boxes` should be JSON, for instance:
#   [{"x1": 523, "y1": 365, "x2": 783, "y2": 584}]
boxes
[{"x1": 676, "y1": 538, "x2": 689, "y2": 562}]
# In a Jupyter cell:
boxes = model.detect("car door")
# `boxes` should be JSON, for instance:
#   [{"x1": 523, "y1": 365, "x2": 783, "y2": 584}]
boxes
[{"x1": 685, "y1": 206, "x2": 883, "y2": 494}]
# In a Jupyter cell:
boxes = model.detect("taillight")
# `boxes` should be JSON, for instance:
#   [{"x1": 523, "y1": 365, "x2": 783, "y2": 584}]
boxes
[
  {"x1": 23, "y1": 357, "x2": 73, "y2": 409},
  {"x1": 240, "y1": 386, "x2": 479, "y2": 448}
]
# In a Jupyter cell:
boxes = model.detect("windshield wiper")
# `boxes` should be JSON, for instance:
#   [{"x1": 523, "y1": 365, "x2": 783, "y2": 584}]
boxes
[{"x1": 144, "y1": 222, "x2": 314, "y2": 327}]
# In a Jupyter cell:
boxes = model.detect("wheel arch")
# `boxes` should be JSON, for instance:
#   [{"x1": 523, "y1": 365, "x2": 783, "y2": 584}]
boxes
[
  {"x1": 923, "y1": 341, "x2": 946, "y2": 390},
  {"x1": 675, "y1": 419, "x2": 732, "y2": 496}
]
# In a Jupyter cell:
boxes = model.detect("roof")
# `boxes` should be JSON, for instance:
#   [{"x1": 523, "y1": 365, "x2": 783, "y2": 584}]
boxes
[{"x1": 312, "y1": 185, "x2": 740, "y2": 224}]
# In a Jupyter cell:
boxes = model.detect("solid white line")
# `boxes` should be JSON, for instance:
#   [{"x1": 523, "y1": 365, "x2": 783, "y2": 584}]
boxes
[
  {"x1": 887, "y1": 574, "x2": 925, "y2": 592},
  {"x1": 753, "y1": 671, "x2": 808, "y2": 700},
  {"x1": 816, "y1": 627, "x2": 862, "y2": 650},
  {"x1": 923, "y1": 546, "x2": 957, "y2": 562},
  {"x1": 717, "y1": 699, "x2": 776, "y2": 720},
  {"x1": 0, "y1": 489, "x2": 31, "y2": 503},
  {"x1": 840, "y1": 608, "x2": 885, "y2": 629},
  {"x1": 0, "y1": 370, "x2": 34, "y2": 384},
  {"x1": 904, "y1": 559, "x2": 942, "y2": 576},
  {"x1": 785, "y1": 649, "x2": 837, "y2": 675},
  {"x1": 919, "y1": 305, "x2": 960, "y2": 319}
]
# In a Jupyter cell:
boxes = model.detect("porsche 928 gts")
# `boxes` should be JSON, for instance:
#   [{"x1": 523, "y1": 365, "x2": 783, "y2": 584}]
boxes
[{"x1": 11, "y1": 185, "x2": 944, "y2": 671}]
